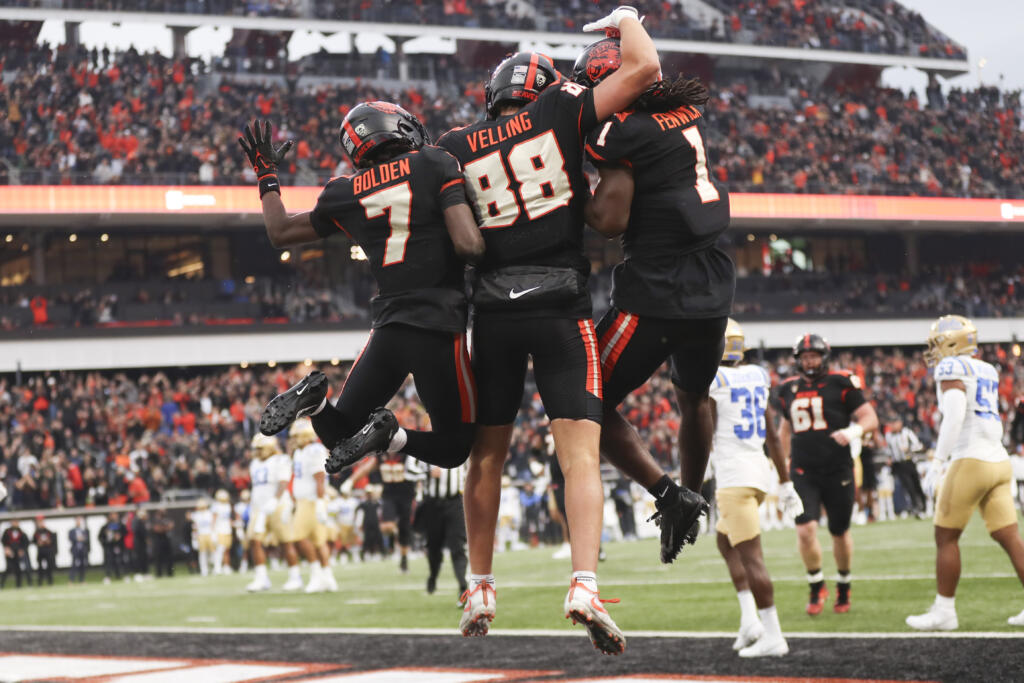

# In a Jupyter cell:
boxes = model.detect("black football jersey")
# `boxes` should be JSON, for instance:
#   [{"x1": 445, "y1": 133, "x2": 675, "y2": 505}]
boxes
[
  {"x1": 438, "y1": 80, "x2": 599, "y2": 318},
  {"x1": 775, "y1": 371, "x2": 867, "y2": 473},
  {"x1": 585, "y1": 106, "x2": 733, "y2": 318},
  {"x1": 310, "y1": 145, "x2": 470, "y2": 333}
]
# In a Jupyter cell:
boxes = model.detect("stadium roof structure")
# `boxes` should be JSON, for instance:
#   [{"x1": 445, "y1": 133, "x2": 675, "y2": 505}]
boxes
[{"x1": 0, "y1": 7, "x2": 971, "y2": 77}]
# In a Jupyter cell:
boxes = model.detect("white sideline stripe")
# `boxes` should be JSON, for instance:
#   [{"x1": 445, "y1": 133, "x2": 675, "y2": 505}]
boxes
[
  {"x1": 1, "y1": 624, "x2": 1023, "y2": 639},
  {"x1": 1, "y1": 571, "x2": 1016, "y2": 603},
  {"x1": 0, "y1": 655, "x2": 181, "y2": 679}
]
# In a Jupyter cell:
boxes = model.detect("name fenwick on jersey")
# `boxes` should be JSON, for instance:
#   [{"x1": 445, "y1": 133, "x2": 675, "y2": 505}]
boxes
[{"x1": 352, "y1": 157, "x2": 412, "y2": 195}]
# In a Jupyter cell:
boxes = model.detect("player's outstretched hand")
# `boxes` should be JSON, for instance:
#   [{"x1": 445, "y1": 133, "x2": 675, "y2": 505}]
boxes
[
  {"x1": 583, "y1": 6, "x2": 641, "y2": 33},
  {"x1": 922, "y1": 459, "x2": 947, "y2": 499},
  {"x1": 238, "y1": 120, "x2": 293, "y2": 175},
  {"x1": 778, "y1": 481, "x2": 804, "y2": 519}
]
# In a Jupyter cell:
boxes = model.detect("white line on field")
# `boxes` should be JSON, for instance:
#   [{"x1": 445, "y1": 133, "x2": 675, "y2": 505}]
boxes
[{"x1": 0, "y1": 624, "x2": 1022, "y2": 638}]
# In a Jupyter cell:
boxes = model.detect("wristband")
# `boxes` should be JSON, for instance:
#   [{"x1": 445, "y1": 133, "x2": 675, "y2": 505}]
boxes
[
  {"x1": 840, "y1": 423, "x2": 864, "y2": 442},
  {"x1": 258, "y1": 172, "x2": 280, "y2": 199}
]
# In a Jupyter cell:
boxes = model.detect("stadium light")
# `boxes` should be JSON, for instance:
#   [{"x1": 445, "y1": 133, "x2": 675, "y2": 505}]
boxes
[
  {"x1": 240, "y1": 362, "x2": 249, "y2": 369},
  {"x1": 280, "y1": 251, "x2": 291, "y2": 262},
  {"x1": 267, "y1": 360, "x2": 277, "y2": 368},
  {"x1": 330, "y1": 358, "x2": 340, "y2": 366},
  {"x1": 1013, "y1": 344, "x2": 1021, "y2": 358},
  {"x1": 4, "y1": 234, "x2": 11, "y2": 243},
  {"x1": 304, "y1": 359, "x2": 313, "y2": 367},
  {"x1": 100, "y1": 233, "x2": 109, "y2": 242},
  {"x1": 746, "y1": 233, "x2": 755, "y2": 242},
  {"x1": 68, "y1": 233, "x2": 77, "y2": 242}
]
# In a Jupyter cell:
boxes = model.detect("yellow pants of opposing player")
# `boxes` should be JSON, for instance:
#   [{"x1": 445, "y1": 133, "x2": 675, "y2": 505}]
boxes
[
  {"x1": 289, "y1": 499, "x2": 327, "y2": 546},
  {"x1": 715, "y1": 487, "x2": 766, "y2": 546},
  {"x1": 246, "y1": 505, "x2": 291, "y2": 546},
  {"x1": 935, "y1": 458, "x2": 1016, "y2": 532}
]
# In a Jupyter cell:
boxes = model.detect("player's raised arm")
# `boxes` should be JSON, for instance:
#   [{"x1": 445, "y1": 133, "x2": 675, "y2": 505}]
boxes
[
  {"x1": 585, "y1": 166, "x2": 634, "y2": 237},
  {"x1": 238, "y1": 120, "x2": 318, "y2": 247},
  {"x1": 587, "y1": 8, "x2": 660, "y2": 123},
  {"x1": 444, "y1": 203, "x2": 485, "y2": 265}
]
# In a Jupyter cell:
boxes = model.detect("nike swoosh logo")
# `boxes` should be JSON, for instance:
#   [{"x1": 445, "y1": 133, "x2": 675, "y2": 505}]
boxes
[
  {"x1": 509, "y1": 286, "x2": 541, "y2": 300},
  {"x1": 296, "y1": 385, "x2": 307, "y2": 395}
]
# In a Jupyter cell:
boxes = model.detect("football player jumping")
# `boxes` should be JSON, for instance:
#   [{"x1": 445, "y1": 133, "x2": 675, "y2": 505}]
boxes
[
  {"x1": 906, "y1": 316, "x2": 1024, "y2": 630},
  {"x1": 239, "y1": 103, "x2": 484, "y2": 473},
  {"x1": 437, "y1": 6, "x2": 660, "y2": 655},
  {"x1": 575, "y1": 34, "x2": 731, "y2": 564},
  {"x1": 776, "y1": 334, "x2": 879, "y2": 615},
  {"x1": 709, "y1": 320, "x2": 802, "y2": 657}
]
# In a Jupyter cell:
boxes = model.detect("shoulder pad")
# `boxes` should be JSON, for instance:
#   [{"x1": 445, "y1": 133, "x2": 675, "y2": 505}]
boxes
[
  {"x1": 781, "y1": 376, "x2": 800, "y2": 385},
  {"x1": 934, "y1": 356, "x2": 973, "y2": 379}
]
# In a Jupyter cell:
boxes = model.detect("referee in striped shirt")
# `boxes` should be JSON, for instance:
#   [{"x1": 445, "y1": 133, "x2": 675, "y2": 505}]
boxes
[{"x1": 418, "y1": 464, "x2": 469, "y2": 603}]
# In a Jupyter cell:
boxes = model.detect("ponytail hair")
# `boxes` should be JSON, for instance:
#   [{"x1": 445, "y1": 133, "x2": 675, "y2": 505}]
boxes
[{"x1": 635, "y1": 74, "x2": 709, "y2": 112}]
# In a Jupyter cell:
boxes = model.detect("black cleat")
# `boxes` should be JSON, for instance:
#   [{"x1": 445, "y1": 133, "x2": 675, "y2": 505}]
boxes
[
  {"x1": 400, "y1": 553, "x2": 409, "y2": 574},
  {"x1": 426, "y1": 575, "x2": 437, "y2": 595},
  {"x1": 259, "y1": 371, "x2": 328, "y2": 436},
  {"x1": 648, "y1": 485, "x2": 709, "y2": 564},
  {"x1": 326, "y1": 407, "x2": 398, "y2": 473}
]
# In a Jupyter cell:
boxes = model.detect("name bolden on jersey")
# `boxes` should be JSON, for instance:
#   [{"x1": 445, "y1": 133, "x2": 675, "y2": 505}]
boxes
[
  {"x1": 352, "y1": 157, "x2": 412, "y2": 195},
  {"x1": 465, "y1": 112, "x2": 533, "y2": 153}
]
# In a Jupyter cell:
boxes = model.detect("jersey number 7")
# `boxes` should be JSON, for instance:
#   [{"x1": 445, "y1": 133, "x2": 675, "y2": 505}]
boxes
[
  {"x1": 463, "y1": 130, "x2": 572, "y2": 228},
  {"x1": 360, "y1": 182, "x2": 412, "y2": 266}
]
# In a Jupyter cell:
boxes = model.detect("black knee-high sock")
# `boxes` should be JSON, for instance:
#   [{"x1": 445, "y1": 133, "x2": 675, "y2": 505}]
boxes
[
  {"x1": 311, "y1": 401, "x2": 359, "y2": 449},
  {"x1": 402, "y1": 423, "x2": 476, "y2": 468}
]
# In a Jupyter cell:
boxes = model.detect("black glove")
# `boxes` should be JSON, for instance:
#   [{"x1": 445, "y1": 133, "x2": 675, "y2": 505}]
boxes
[{"x1": 238, "y1": 120, "x2": 293, "y2": 199}]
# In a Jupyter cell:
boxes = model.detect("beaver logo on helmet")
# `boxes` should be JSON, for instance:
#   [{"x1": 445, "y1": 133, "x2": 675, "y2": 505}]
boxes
[{"x1": 572, "y1": 38, "x2": 622, "y2": 88}]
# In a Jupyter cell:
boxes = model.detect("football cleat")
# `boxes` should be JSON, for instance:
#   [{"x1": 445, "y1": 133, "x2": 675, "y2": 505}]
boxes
[
  {"x1": 906, "y1": 605, "x2": 958, "y2": 631},
  {"x1": 733, "y1": 620, "x2": 765, "y2": 651},
  {"x1": 806, "y1": 584, "x2": 828, "y2": 616},
  {"x1": 834, "y1": 586, "x2": 851, "y2": 613},
  {"x1": 564, "y1": 579, "x2": 626, "y2": 655},
  {"x1": 648, "y1": 486, "x2": 708, "y2": 564},
  {"x1": 739, "y1": 634, "x2": 789, "y2": 658},
  {"x1": 459, "y1": 582, "x2": 496, "y2": 637},
  {"x1": 1008, "y1": 608, "x2": 1024, "y2": 626},
  {"x1": 327, "y1": 407, "x2": 399, "y2": 473},
  {"x1": 426, "y1": 576, "x2": 437, "y2": 595},
  {"x1": 245, "y1": 576, "x2": 272, "y2": 593},
  {"x1": 323, "y1": 569, "x2": 339, "y2": 593},
  {"x1": 400, "y1": 553, "x2": 409, "y2": 574},
  {"x1": 259, "y1": 371, "x2": 328, "y2": 436},
  {"x1": 304, "y1": 572, "x2": 327, "y2": 594},
  {"x1": 282, "y1": 575, "x2": 304, "y2": 592}
]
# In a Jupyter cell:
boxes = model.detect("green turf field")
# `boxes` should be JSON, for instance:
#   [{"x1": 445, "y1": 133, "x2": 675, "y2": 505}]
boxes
[{"x1": 2, "y1": 516, "x2": 1023, "y2": 634}]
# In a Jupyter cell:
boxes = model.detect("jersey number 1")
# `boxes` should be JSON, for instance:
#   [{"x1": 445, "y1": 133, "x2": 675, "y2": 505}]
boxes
[{"x1": 360, "y1": 181, "x2": 412, "y2": 266}]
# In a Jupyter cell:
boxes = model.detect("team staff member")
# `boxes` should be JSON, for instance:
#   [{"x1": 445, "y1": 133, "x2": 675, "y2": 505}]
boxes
[
  {"x1": 1, "y1": 520, "x2": 31, "y2": 588},
  {"x1": 907, "y1": 316, "x2": 1024, "y2": 630},
  {"x1": 777, "y1": 334, "x2": 879, "y2": 615},
  {"x1": 69, "y1": 517, "x2": 90, "y2": 583},
  {"x1": 242, "y1": 104, "x2": 484, "y2": 472},
  {"x1": 708, "y1": 320, "x2": 803, "y2": 657},
  {"x1": 32, "y1": 516, "x2": 57, "y2": 586},
  {"x1": 419, "y1": 464, "x2": 469, "y2": 601},
  {"x1": 576, "y1": 36, "x2": 731, "y2": 564},
  {"x1": 438, "y1": 6, "x2": 660, "y2": 655}
]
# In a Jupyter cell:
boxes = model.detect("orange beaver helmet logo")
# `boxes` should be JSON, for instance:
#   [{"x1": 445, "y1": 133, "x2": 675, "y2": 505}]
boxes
[
  {"x1": 585, "y1": 41, "x2": 621, "y2": 84},
  {"x1": 368, "y1": 101, "x2": 403, "y2": 114}
]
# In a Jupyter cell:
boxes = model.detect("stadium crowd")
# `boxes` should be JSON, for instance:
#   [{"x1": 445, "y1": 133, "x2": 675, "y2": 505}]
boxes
[
  {"x1": 1, "y1": 344, "x2": 1022, "y2": 514},
  {"x1": 0, "y1": 0, "x2": 965, "y2": 58},
  {"x1": 0, "y1": 44, "x2": 1019, "y2": 196}
]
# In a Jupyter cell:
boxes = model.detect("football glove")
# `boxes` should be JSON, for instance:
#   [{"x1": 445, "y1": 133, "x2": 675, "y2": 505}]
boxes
[
  {"x1": 238, "y1": 120, "x2": 293, "y2": 199},
  {"x1": 252, "y1": 511, "x2": 267, "y2": 535},
  {"x1": 315, "y1": 498, "x2": 328, "y2": 525},
  {"x1": 922, "y1": 458, "x2": 948, "y2": 499},
  {"x1": 583, "y1": 6, "x2": 641, "y2": 33},
  {"x1": 778, "y1": 481, "x2": 804, "y2": 519}
]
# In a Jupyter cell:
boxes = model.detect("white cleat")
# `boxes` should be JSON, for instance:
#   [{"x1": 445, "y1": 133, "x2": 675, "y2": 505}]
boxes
[
  {"x1": 563, "y1": 579, "x2": 626, "y2": 655},
  {"x1": 323, "y1": 570, "x2": 339, "y2": 593},
  {"x1": 459, "y1": 583, "x2": 496, "y2": 637},
  {"x1": 739, "y1": 634, "x2": 789, "y2": 658},
  {"x1": 733, "y1": 620, "x2": 765, "y2": 651},
  {"x1": 304, "y1": 574, "x2": 327, "y2": 594},
  {"x1": 1008, "y1": 608, "x2": 1024, "y2": 626},
  {"x1": 906, "y1": 606, "x2": 958, "y2": 631},
  {"x1": 551, "y1": 542, "x2": 572, "y2": 560},
  {"x1": 282, "y1": 575, "x2": 304, "y2": 592},
  {"x1": 246, "y1": 577, "x2": 272, "y2": 593}
]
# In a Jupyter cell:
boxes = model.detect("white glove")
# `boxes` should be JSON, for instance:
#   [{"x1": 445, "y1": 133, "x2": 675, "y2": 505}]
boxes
[
  {"x1": 261, "y1": 496, "x2": 279, "y2": 517},
  {"x1": 0, "y1": 480, "x2": 7, "y2": 504},
  {"x1": 778, "y1": 481, "x2": 804, "y2": 519},
  {"x1": 339, "y1": 478, "x2": 354, "y2": 496},
  {"x1": 315, "y1": 498, "x2": 328, "y2": 525},
  {"x1": 922, "y1": 459, "x2": 948, "y2": 499},
  {"x1": 583, "y1": 6, "x2": 641, "y2": 33},
  {"x1": 252, "y1": 511, "x2": 267, "y2": 535}
]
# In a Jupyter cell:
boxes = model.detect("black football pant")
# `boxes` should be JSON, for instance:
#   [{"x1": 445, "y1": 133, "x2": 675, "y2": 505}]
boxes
[
  {"x1": 104, "y1": 548, "x2": 123, "y2": 579},
  {"x1": 70, "y1": 550, "x2": 88, "y2": 583},
  {"x1": 420, "y1": 496, "x2": 468, "y2": 591},
  {"x1": 154, "y1": 537, "x2": 174, "y2": 577},
  {"x1": 36, "y1": 552, "x2": 54, "y2": 586},
  {"x1": 313, "y1": 323, "x2": 476, "y2": 468},
  {"x1": 893, "y1": 460, "x2": 927, "y2": 513},
  {"x1": 2, "y1": 554, "x2": 26, "y2": 588}
]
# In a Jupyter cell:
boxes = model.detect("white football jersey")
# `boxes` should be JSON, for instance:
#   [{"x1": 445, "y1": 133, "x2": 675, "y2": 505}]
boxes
[
  {"x1": 292, "y1": 442, "x2": 328, "y2": 500},
  {"x1": 250, "y1": 454, "x2": 290, "y2": 511},
  {"x1": 193, "y1": 509, "x2": 213, "y2": 536},
  {"x1": 212, "y1": 501, "x2": 232, "y2": 535},
  {"x1": 709, "y1": 364, "x2": 774, "y2": 491},
  {"x1": 934, "y1": 355, "x2": 1007, "y2": 463},
  {"x1": 332, "y1": 496, "x2": 359, "y2": 526},
  {"x1": 499, "y1": 484, "x2": 521, "y2": 521}
]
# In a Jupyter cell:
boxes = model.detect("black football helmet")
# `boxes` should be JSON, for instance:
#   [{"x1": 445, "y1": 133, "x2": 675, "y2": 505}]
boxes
[
  {"x1": 339, "y1": 101, "x2": 428, "y2": 169},
  {"x1": 793, "y1": 333, "x2": 830, "y2": 378},
  {"x1": 572, "y1": 37, "x2": 622, "y2": 88},
  {"x1": 485, "y1": 52, "x2": 558, "y2": 119}
]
